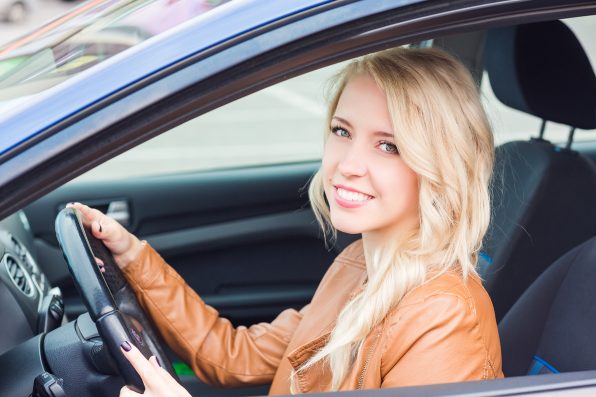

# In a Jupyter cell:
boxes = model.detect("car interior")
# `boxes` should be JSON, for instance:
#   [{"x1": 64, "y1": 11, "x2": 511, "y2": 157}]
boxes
[
  {"x1": 480, "y1": 19, "x2": 596, "y2": 321},
  {"x1": 0, "y1": 9, "x2": 595, "y2": 397}
]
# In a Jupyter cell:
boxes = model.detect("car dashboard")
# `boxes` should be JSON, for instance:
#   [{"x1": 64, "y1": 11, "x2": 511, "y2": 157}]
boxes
[{"x1": 0, "y1": 211, "x2": 62, "y2": 357}]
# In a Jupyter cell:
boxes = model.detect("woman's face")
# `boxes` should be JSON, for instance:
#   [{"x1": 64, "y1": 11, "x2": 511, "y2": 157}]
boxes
[{"x1": 322, "y1": 75, "x2": 420, "y2": 241}]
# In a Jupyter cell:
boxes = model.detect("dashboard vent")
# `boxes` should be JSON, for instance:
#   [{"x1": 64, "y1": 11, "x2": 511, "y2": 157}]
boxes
[
  {"x1": 10, "y1": 235, "x2": 23, "y2": 257},
  {"x1": 4, "y1": 255, "x2": 33, "y2": 296},
  {"x1": 9, "y1": 234, "x2": 38, "y2": 275}
]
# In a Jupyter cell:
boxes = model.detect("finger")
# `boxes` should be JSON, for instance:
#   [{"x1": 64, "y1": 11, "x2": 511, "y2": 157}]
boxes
[
  {"x1": 149, "y1": 355, "x2": 161, "y2": 370},
  {"x1": 121, "y1": 342, "x2": 157, "y2": 385},
  {"x1": 149, "y1": 355, "x2": 180, "y2": 386},
  {"x1": 69, "y1": 203, "x2": 95, "y2": 227},
  {"x1": 94, "y1": 257, "x2": 106, "y2": 273},
  {"x1": 119, "y1": 385, "x2": 141, "y2": 397},
  {"x1": 91, "y1": 220, "x2": 104, "y2": 239},
  {"x1": 72, "y1": 203, "x2": 106, "y2": 228},
  {"x1": 66, "y1": 203, "x2": 105, "y2": 236},
  {"x1": 68, "y1": 202, "x2": 89, "y2": 215},
  {"x1": 91, "y1": 216, "x2": 123, "y2": 244}
]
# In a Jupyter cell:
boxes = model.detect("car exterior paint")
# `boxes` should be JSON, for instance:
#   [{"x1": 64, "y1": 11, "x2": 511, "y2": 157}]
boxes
[
  {"x1": 0, "y1": 0, "x2": 425, "y2": 157},
  {"x1": 0, "y1": 0, "x2": 391, "y2": 155}
]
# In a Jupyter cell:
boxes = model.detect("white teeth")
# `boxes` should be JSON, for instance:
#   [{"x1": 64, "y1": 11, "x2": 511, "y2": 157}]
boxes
[{"x1": 337, "y1": 188, "x2": 372, "y2": 202}]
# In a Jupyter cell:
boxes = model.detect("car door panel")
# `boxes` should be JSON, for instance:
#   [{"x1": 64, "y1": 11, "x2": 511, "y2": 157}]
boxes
[{"x1": 24, "y1": 162, "x2": 350, "y2": 326}]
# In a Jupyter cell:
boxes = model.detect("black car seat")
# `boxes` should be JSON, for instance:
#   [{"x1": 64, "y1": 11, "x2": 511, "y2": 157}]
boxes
[
  {"x1": 499, "y1": 236, "x2": 596, "y2": 376},
  {"x1": 480, "y1": 20, "x2": 596, "y2": 321}
]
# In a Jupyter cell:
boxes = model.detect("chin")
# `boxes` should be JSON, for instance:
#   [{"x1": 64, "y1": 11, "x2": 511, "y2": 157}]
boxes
[{"x1": 330, "y1": 215, "x2": 366, "y2": 235}]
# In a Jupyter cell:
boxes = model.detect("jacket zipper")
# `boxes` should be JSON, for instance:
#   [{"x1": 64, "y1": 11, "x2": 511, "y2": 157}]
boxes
[{"x1": 356, "y1": 330, "x2": 382, "y2": 389}]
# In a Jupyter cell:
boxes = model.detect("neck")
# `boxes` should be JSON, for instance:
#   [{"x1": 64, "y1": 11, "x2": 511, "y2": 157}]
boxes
[
  {"x1": 361, "y1": 220, "x2": 418, "y2": 279},
  {"x1": 361, "y1": 232, "x2": 401, "y2": 280}
]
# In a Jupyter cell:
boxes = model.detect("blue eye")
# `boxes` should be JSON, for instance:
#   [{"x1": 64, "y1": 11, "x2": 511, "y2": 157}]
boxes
[
  {"x1": 331, "y1": 126, "x2": 350, "y2": 138},
  {"x1": 379, "y1": 141, "x2": 399, "y2": 154}
]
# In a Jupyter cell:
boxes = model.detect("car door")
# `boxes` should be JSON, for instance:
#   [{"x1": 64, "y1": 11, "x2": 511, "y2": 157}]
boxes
[
  {"x1": 23, "y1": 64, "x2": 360, "y2": 396},
  {"x1": 25, "y1": 163, "x2": 343, "y2": 324},
  {"x1": 3, "y1": 1, "x2": 596, "y2": 397}
]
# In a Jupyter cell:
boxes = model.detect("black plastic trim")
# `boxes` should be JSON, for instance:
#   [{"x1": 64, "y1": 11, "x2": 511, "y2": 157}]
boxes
[{"x1": 0, "y1": 335, "x2": 45, "y2": 397}]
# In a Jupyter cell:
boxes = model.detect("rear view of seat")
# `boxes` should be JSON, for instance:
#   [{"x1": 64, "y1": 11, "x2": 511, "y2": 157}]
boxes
[{"x1": 481, "y1": 20, "x2": 596, "y2": 320}]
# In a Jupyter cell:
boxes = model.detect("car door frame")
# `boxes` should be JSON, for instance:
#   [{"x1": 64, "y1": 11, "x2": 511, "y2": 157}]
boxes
[{"x1": 1, "y1": 0, "x2": 596, "y2": 395}]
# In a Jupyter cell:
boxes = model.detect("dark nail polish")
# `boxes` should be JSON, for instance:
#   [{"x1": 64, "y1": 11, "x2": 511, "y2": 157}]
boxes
[
  {"x1": 99, "y1": 223, "x2": 103, "y2": 233},
  {"x1": 121, "y1": 341, "x2": 131, "y2": 352},
  {"x1": 156, "y1": 356, "x2": 162, "y2": 367}
]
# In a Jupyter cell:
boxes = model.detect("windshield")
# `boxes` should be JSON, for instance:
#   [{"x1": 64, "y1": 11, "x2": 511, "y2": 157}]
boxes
[{"x1": 0, "y1": 0, "x2": 229, "y2": 101}]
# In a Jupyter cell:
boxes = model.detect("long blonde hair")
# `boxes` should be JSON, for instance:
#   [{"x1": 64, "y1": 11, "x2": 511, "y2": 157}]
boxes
[{"x1": 299, "y1": 47, "x2": 494, "y2": 391}]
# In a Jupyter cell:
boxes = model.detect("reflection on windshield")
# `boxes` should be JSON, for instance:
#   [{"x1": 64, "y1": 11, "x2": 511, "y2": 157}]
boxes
[{"x1": 0, "y1": 0, "x2": 229, "y2": 101}]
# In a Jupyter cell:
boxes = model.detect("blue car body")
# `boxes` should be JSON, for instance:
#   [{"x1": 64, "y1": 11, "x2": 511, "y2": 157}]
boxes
[{"x1": 0, "y1": 0, "x2": 417, "y2": 156}]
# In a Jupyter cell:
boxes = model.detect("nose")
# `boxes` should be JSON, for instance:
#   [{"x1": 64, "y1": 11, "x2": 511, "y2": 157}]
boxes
[{"x1": 337, "y1": 144, "x2": 367, "y2": 177}]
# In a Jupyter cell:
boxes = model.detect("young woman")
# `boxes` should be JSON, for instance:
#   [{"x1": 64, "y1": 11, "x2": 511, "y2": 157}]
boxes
[{"x1": 71, "y1": 46, "x2": 503, "y2": 396}]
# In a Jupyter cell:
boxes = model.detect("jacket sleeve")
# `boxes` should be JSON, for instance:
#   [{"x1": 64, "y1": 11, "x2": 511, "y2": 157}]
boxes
[
  {"x1": 380, "y1": 293, "x2": 498, "y2": 388},
  {"x1": 121, "y1": 242, "x2": 308, "y2": 387}
]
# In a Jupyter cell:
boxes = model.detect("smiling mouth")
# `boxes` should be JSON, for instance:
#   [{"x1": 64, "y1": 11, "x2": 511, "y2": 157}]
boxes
[{"x1": 335, "y1": 187, "x2": 374, "y2": 202}]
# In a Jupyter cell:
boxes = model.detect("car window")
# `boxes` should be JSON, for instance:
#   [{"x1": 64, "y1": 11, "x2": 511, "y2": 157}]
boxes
[
  {"x1": 481, "y1": 15, "x2": 596, "y2": 146},
  {"x1": 0, "y1": 0, "x2": 230, "y2": 101},
  {"x1": 77, "y1": 15, "x2": 596, "y2": 182},
  {"x1": 77, "y1": 62, "x2": 347, "y2": 181}
]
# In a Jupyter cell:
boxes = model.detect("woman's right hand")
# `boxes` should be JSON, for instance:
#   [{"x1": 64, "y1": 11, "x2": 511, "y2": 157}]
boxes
[{"x1": 67, "y1": 202, "x2": 143, "y2": 271}]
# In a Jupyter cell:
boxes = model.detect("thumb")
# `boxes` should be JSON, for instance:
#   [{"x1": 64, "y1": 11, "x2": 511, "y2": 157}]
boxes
[{"x1": 119, "y1": 385, "x2": 142, "y2": 397}]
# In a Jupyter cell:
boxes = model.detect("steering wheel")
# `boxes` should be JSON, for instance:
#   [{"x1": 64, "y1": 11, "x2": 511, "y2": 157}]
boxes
[{"x1": 55, "y1": 207, "x2": 178, "y2": 393}]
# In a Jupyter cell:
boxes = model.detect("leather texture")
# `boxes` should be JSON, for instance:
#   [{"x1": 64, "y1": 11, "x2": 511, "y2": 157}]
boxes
[{"x1": 122, "y1": 239, "x2": 503, "y2": 394}]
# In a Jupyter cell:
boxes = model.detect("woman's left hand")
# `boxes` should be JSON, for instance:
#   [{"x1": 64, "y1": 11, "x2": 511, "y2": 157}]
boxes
[{"x1": 119, "y1": 342, "x2": 192, "y2": 397}]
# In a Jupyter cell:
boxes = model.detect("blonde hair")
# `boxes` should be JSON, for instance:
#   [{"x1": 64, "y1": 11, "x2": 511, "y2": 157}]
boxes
[{"x1": 297, "y1": 47, "x2": 494, "y2": 391}]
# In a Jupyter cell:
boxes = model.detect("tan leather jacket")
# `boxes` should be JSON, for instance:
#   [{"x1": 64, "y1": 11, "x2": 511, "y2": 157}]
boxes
[{"x1": 122, "y1": 240, "x2": 503, "y2": 394}]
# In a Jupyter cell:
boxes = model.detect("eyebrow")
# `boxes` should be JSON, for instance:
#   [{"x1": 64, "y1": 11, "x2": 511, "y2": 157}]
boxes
[{"x1": 332, "y1": 116, "x2": 394, "y2": 138}]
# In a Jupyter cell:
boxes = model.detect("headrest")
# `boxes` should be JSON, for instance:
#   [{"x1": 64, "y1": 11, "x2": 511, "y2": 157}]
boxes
[{"x1": 485, "y1": 20, "x2": 596, "y2": 130}]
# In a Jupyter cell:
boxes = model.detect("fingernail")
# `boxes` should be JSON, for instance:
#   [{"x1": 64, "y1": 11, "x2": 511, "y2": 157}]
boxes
[
  {"x1": 121, "y1": 341, "x2": 131, "y2": 352},
  {"x1": 156, "y1": 356, "x2": 162, "y2": 367},
  {"x1": 99, "y1": 222, "x2": 103, "y2": 233}
]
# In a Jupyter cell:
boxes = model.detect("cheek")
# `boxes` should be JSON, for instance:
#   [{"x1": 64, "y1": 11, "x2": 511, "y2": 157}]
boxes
[
  {"x1": 404, "y1": 172, "x2": 420, "y2": 209},
  {"x1": 401, "y1": 168, "x2": 420, "y2": 211},
  {"x1": 377, "y1": 160, "x2": 420, "y2": 208}
]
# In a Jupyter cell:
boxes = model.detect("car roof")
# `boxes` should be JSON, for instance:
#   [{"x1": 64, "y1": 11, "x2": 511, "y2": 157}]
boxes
[{"x1": 0, "y1": 0, "x2": 345, "y2": 156}]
